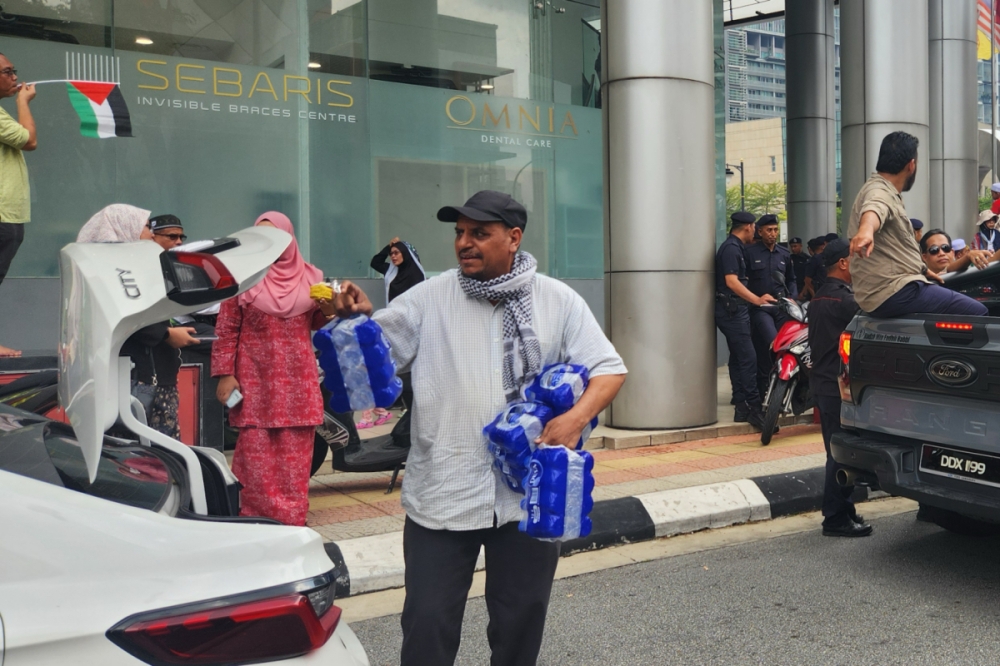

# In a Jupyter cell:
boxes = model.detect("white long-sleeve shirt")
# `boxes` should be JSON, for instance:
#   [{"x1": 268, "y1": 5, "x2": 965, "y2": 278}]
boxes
[{"x1": 372, "y1": 269, "x2": 627, "y2": 531}]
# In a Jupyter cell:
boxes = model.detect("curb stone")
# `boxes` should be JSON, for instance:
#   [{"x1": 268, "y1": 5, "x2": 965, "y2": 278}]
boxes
[{"x1": 328, "y1": 467, "x2": 877, "y2": 598}]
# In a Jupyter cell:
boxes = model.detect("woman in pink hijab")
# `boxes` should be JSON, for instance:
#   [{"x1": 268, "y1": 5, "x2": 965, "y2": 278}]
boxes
[{"x1": 212, "y1": 212, "x2": 332, "y2": 525}]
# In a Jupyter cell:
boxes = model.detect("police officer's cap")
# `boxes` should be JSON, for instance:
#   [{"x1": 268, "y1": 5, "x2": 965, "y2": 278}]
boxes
[
  {"x1": 756, "y1": 214, "x2": 779, "y2": 228},
  {"x1": 730, "y1": 211, "x2": 755, "y2": 228},
  {"x1": 910, "y1": 218, "x2": 924, "y2": 230},
  {"x1": 824, "y1": 232, "x2": 840, "y2": 242},
  {"x1": 821, "y1": 238, "x2": 850, "y2": 267},
  {"x1": 807, "y1": 237, "x2": 824, "y2": 250},
  {"x1": 789, "y1": 237, "x2": 802, "y2": 244}
]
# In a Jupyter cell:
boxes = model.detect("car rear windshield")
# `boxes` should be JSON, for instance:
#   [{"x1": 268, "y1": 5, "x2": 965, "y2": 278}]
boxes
[{"x1": 0, "y1": 417, "x2": 177, "y2": 513}]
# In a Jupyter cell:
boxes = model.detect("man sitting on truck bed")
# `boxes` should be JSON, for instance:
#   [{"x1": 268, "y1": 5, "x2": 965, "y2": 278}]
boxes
[{"x1": 846, "y1": 131, "x2": 988, "y2": 318}]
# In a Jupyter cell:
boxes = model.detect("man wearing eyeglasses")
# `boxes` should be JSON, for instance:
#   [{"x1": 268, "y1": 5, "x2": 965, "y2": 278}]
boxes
[
  {"x1": 149, "y1": 214, "x2": 187, "y2": 250},
  {"x1": 0, "y1": 53, "x2": 37, "y2": 358}
]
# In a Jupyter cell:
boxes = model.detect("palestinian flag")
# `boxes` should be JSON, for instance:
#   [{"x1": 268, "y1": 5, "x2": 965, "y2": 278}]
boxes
[{"x1": 65, "y1": 81, "x2": 132, "y2": 138}]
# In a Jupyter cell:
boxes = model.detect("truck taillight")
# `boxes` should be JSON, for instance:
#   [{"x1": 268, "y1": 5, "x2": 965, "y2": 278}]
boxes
[
  {"x1": 838, "y1": 332, "x2": 851, "y2": 365},
  {"x1": 107, "y1": 576, "x2": 340, "y2": 665},
  {"x1": 838, "y1": 332, "x2": 853, "y2": 403}
]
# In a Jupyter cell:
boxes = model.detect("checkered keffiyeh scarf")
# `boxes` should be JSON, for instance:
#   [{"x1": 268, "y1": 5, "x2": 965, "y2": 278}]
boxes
[{"x1": 458, "y1": 251, "x2": 542, "y2": 402}]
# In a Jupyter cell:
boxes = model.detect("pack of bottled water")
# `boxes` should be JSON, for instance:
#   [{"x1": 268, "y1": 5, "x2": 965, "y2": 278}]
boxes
[
  {"x1": 314, "y1": 315, "x2": 403, "y2": 413},
  {"x1": 519, "y1": 445, "x2": 595, "y2": 541},
  {"x1": 483, "y1": 401, "x2": 554, "y2": 493},
  {"x1": 524, "y1": 363, "x2": 598, "y2": 450}
]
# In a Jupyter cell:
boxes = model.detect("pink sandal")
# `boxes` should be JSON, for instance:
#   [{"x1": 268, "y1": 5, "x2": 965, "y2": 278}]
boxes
[
  {"x1": 373, "y1": 409, "x2": 393, "y2": 426},
  {"x1": 356, "y1": 410, "x2": 375, "y2": 429}
]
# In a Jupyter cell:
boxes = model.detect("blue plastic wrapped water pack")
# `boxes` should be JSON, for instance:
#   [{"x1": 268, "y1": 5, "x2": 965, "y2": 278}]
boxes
[
  {"x1": 483, "y1": 401, "x2": 554, "y2": 493},
  {"x1": 520, "y1": 445, "x2": 595, "y2": 541},
  {"x1": 524, "y1": 363, "x2": 598, "y2": 449},
  {"x1": 314, "y1": 315, "x2": 403, "y2": 413}
]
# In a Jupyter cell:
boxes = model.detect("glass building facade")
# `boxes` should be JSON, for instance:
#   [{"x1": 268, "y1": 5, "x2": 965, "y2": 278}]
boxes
[{"x1": 0, "y1": 0, "x2": 605, "y2": 281}]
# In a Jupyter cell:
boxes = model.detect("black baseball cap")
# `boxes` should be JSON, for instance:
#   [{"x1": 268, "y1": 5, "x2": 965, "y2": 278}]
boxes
[
  {"x1": 824, "y1": 232, "x2": 840, "y2": 241},
  {"x1": 730, "y1": 211, "x2": 755, "y2": 228},
  {"x1": 789, "y1": 237, "x2": 803, "y2": 244},
  {"x1": 910, "y1": 218, "x2": 924, "y2": 230},
  {"x1": 807, "y1": 237, "x2": 825, "y2": 250},
  {"x1": 149, "y1": 214, "x2": 183, "y2": 232},
  {"x1": 822, "y1": 238, "x2": 850, "y2": 266},
  {"x1": 756, "y1": 214, "x2": 779, "y2": 228},
  {"x1": 437, "y1": 190, "x2": 527, "y2": 230}
]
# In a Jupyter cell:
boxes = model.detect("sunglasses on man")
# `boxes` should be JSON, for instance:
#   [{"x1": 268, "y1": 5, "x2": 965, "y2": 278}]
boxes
[
  {"x1": 155, "y1": 232, "x2": 188, "y2": 242},
  {"x1": 926, "y1": 244, "x2": 951, "y2": 256}
]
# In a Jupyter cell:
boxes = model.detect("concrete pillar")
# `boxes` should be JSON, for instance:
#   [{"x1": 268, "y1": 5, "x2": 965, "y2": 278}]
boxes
[
  {"x1": 929, "y1": 0, "x2": 979, "y2": 237},
  {"x1": 785, "y1": 0, "x2": 837, "y2": 240},
  {"x1": 602, "y1": 0, "x2": 716, "y2": 428},
  {"x1": 841, "y1": 0, "x2": 930, "y2": 223}
]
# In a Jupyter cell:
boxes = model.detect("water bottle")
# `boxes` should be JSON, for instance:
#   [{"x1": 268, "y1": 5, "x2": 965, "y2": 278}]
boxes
[
  {"x1": 313, "y1": 315, "x2": 401, "y2": 412},
  {"x1": 483, "y1": 401, "x2": 554, "y2": 493},
  {"x1": 519, "y1": 445, "x2": 595, "y2": 541},
  {"x1": 524, "y1": 364, "x2": 597, "y2": 449},
  {"x1": 524, "y1": 364, "x2": 590, "y2": 415}
]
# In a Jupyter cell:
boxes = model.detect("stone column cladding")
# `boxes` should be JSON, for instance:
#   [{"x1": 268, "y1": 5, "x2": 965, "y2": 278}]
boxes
[
  {"x1": 785, "y1": 0, "x2": 838, "y2": 241},
  {"x1": 929, "y1": 0, "x2": 979, "y2": 238},
  {"x1": 841, "y1": 0, "x2": 931, "y2": 223},
  {"x1": 602, "y1": 0, "x2": 717, "y2": 429}
]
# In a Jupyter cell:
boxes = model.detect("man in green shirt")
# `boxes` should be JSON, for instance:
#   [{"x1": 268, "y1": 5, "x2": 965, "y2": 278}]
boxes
[{"x1": 0, "y1": 53, "x2": 37, "y2": 358}]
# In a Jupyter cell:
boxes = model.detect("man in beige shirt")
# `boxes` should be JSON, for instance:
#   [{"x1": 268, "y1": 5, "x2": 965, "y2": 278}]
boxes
[
  {"x1": 0, "y1": 52, "x2": 37, "y2": 358},
  {"x1": 847, "y1": 131, "x2": 986, "y2": 318}
]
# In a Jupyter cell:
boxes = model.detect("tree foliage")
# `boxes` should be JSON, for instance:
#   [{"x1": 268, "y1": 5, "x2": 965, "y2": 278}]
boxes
[{"x1": 725, "y1": 182, "x2": 787, "y2": 221}]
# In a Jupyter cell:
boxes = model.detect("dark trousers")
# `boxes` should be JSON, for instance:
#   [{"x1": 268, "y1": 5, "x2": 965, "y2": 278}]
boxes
[
  {"x1": 750, "y1": 306, "x2": 786, "y2": 399},
  {"x1": 400, "y1": 516, "x2": 561, "y2": 666},
  {"x1": 0, "y1": 222, "x2": 25, "y2": 287},
  {"x1": 715, "y1": 302, "x2": 759, "y2": 405},
  {"x1": 816, "y1": 394, "x2": 855, "y2": 526},
  {"x1": 871, "y1": 281, "x2": 988, "y2": 318}
]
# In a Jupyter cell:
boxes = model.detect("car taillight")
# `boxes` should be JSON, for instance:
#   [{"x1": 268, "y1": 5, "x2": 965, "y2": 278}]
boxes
[
  {"x1": 108, "y1": 576, "x2": 340, "y2": 665},
  {"x1": 175, "y1": 252, "x2": 237, "y2": 290},
  {"x1": 161, "y1": 251, "x2": 239, "y2": 306}
]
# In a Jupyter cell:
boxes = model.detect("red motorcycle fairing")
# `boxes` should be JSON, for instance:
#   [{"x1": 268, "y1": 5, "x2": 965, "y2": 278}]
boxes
[
  {"x1": 777, "y1": 352, "x2": 799, "y2": 380},
  {"x1": 772, "y1": 320, "x2": 808, "y2": 353}
]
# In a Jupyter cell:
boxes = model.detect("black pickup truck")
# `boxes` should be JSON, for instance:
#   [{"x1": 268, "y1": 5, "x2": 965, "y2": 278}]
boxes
[{"x1": 831, "y1": 267, "x2": 1000, "y2": 535}]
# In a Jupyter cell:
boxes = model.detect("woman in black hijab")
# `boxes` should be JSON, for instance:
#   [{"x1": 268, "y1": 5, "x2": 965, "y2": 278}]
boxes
[
  {"x1": 371, "y1": 236, "x2": 426, "y2": 303},
  {"x1": 360, "y1": 237, "x2": 426, "y2": 428}
]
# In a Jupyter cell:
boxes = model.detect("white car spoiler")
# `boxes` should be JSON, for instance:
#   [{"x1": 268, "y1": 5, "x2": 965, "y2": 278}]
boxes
[{"x1": 58, "y1": 227, "x2": 291, "y2": 496}]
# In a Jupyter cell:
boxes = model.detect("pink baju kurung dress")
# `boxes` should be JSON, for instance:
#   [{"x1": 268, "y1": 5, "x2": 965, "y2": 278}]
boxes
[{"x1": 212, "y1": 299, "x2": 326, "y2": 525}]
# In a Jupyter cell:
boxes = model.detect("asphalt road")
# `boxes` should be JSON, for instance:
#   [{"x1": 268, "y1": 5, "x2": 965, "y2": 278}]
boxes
[{"x1": 351, "y1": 510, "x2": 1000, "y2": 665}]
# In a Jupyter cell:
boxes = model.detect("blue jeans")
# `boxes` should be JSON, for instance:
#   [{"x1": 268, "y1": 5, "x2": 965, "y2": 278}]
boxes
[{"x1": 870, "y1": 281, "x2": 988, "y2": 318}]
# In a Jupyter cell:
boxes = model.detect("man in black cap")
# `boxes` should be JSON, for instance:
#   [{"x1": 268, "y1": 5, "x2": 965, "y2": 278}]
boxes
[
  {"x1": 788, "y1": 236, "x2": 808, "y2": 295},
  {"x1": 910, "y1": 217, "x2": 923, "y2": 243},
  {"x1": 149, "y1": 214, "x2": 187, "y2": 251},
  {"x1": 801, "y1": 235, "x2": 829, "y2": 300},
  {"x1": 715, "y1": 211, "x2": 774, "y2": 428},
  {"x1": 327, "y1": 190, "x2": 627, "y2": 666},
  {"x1": 744, "y1": 214, "x2": 797, "y2": 400},
  {"x1": 806, "y1": 238, "x2": 872, "y2": 537}
]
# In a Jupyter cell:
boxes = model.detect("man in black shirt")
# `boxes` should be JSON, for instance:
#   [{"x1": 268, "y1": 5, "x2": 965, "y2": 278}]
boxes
[
  {"x1": 716, "y1": 212, "x2": 775, "y2": 428},
  {"x1": 807, "y1": 239, "x2": 873, "y2": 537},
  {"x1": 789, "y1": 237, "x2": 808, "y2": 295},
  {"x1": 745, "y1": 214, "x2": 797, "y2": 400}
]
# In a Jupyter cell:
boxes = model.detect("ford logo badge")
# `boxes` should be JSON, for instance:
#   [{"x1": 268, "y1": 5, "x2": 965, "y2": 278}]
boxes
[{"x1": 927, "y1": 358, "x2": 977, "y2": 387}]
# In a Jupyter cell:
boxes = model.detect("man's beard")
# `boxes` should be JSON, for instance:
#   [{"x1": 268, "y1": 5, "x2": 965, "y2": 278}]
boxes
[{"x1": 903, "y1": 167, "x2": 917, "y2": 192}]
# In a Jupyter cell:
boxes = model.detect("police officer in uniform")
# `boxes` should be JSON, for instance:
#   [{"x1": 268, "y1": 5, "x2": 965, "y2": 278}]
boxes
[
  {"x1": 788, "y1": 236, "x2": 808, "y2": 295},
  {"x1": 745, "y1": 214, "x2": 798, "y2": 400},
  {"x1": 715, "y1": 212, "x2": 775, "y2": 429},
  {"x1": 806, "y1": 238, "x2": 872, "y2": 537}
]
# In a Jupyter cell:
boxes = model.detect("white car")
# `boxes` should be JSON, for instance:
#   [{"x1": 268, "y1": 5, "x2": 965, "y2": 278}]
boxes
[{"x1": 0, "y1": 228, "x2": 368, "y2": 665}]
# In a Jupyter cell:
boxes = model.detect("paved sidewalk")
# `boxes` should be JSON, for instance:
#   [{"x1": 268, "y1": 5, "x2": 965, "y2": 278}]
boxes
[{"x1": 306, "y1": 369, "x2": 823, "y2": 544}]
